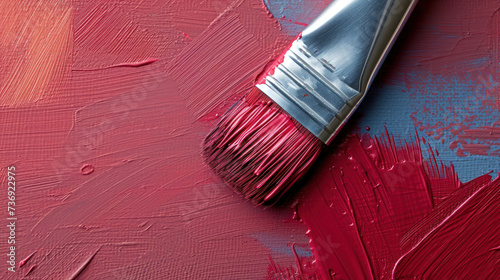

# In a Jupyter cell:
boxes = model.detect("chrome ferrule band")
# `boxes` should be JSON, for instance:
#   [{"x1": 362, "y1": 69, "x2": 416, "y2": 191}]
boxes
[{"x1": 257, "y1": 0, "x2": 418, "y2": 144}]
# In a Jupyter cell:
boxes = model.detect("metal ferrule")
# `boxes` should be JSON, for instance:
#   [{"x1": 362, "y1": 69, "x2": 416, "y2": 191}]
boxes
[{"x1": 257, "y1": 0, "x2": 418, "y2": 144}]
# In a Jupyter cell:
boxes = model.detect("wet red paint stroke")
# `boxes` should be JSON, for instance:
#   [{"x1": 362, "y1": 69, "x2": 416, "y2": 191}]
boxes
[
  {"x1": 275, "y1": 129, "x2": 498, "y2": 279},
  {"x1": 393, "y1": 173, "x2": 500, "y2": 279},
  {"x1": 72, "y1": 58, "x2": 159, "y2": 71}
]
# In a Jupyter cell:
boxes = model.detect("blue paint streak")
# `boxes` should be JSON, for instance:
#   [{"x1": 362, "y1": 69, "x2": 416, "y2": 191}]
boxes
[
  {"x1": 266, "y1": 1, "x2": 498, "y2": 182},
  {"x1": 264, "y1": 0, "x2": 330, "y2": 35},
  {"x1": 356, "y1": 65, "x2": 499, "y2": 182},
  {"x1": 252, "y1": 233, "x2": 313, "y2": 257}
]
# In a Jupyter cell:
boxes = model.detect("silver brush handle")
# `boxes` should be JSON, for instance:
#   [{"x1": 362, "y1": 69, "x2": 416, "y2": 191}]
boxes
[{"x1": 257, "y1": 0, "x2": 418, "y2": 144}]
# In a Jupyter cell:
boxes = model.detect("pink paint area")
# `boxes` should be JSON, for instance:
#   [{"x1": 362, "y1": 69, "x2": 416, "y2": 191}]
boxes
[
  {"x1": 0, "y1": 1, "x2": 308, "y2": 278},
  {"x1": 1, "y1": 0, "x2": 498, "y2": 279}
]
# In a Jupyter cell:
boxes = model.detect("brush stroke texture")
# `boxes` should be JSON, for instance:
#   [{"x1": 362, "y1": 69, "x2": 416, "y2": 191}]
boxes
[
  {"x1": 296, "y1": 131, "x2": 461, "y2": 279},
  {"x1": 0, "y1": 0, "x2": 73, "y2": 105},
  {"x1": 272, "y1": 130, "x2": 498, "y2": 279},
  {"x1": 1, "y1": 1, "x2": 310, "y2": 279},
  {"x1": 1, "y1": 0, "x2": 498, "y2": 279},
  {"x1": 401, "y1": 1, "x2": 499, "y2": 158},
  {"x1": 393, "y1": 173, "x2": 500, "y2": 279}
]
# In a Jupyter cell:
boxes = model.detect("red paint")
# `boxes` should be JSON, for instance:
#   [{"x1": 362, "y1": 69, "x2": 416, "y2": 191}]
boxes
[
  {"x1": 166, "y1": 6, "x2": 287, "y2": 121},
  {"x1": 69, "y1": 247, "x2": 101, "y2": 280},
  {"x1": 294, "y1": 21, "x2": 308, "y2": 27},
  {"x1": 18, "y1": 251, "x2": 36, "y2": 268},
  {"x1": 280, "y1": 129, "x2": 497, "y2": 279},
  {"x1": 267, "y1": 252, "x2": 318, "y2": 280},
  {"x1": 24, "y1": 265, "x2": 36, "y2": 277},
  {"x1": 73, "y1": 58, "x2": 159, "y2": 71},
  {"x1": 448, "y1": 123, "x2": 500, "y2": 157},
  {"x1": 392, "y1": 173, "x2": 500, "y2": 279},
  {"x1": 279, "y1": 16, "x2": 308, "y2": 27},
  {"x1": 267, "y1": 255, "x2": 299, "y2": 279},
  {"x1": 80, "y1": 164, "x2": 94, "y2": 175}
]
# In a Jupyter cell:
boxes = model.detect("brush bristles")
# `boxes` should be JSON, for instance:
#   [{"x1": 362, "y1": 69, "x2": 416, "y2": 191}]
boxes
[{"x1": 203, "y1": 88, "x2": 325, "y2": 204}]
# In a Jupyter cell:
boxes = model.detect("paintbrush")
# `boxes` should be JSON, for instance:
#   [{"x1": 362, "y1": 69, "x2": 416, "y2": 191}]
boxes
[{"x1": 204, "y1": 0, "x2": 419, "y2": 204}]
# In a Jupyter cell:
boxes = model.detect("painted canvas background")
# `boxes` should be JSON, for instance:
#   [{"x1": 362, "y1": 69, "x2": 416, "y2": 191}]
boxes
[{"x1": 0, "y1": 0, "x2": 498, "y2": 279}]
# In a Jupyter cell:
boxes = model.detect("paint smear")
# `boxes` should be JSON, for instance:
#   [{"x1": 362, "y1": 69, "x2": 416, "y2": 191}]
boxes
[
  {"x1": 393, "y1": 173, "x2": 500, "y2": 279},
  {"x1": 0, "y1": 1, "x2": 309, "y2": 279},
  {"x1": 399, "y1": 0, "x2": 500, "y2": 157},
  {"x1": 0, "y1": 0, "x2": 73, "y2": 105},
  {"x1": 273, "y1": 129, "x2": 498, "y2": 279},
  {"x1": 167, "y1": 0, "x2": 288, "y2": 121}
]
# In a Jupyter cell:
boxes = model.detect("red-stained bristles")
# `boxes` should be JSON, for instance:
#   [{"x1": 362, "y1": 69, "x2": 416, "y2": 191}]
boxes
[{"x1": 203, "y1": 87, "x2": 325, "y2": 204}]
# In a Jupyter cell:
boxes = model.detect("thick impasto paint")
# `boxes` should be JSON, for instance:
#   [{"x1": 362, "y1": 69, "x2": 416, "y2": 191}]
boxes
[{"x1": 0, "y1": 0, "x2": 498, "y2": 279}]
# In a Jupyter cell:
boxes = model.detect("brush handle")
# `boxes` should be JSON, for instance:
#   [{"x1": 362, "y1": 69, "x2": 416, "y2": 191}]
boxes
[{"x1": 257, "y1": 0, "x2": 418, "y2": 144}]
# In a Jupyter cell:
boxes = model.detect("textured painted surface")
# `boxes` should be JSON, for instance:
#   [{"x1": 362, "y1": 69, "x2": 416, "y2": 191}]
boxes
[
  {"x1": 0, "y1": 0, "x2": 498, "y2": 279},
  {"x1": 0, "y1": 0, "x2": 73, "y2": 105},
  {"x1": 265, "y1": 0, "x2": 499, "y2": 179},
  {"x1": 0, "y1": 1, "x2": 308, "y2": 279},
  {"x1": 265, "y1": 1, "x2": 499, "y2": 278},
  {"x1": 352, "y1": 0, "x2": 500, "y2": 182},
  {"x1": 292, "y1": 131, "x2": 498, "y2": 279}
]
